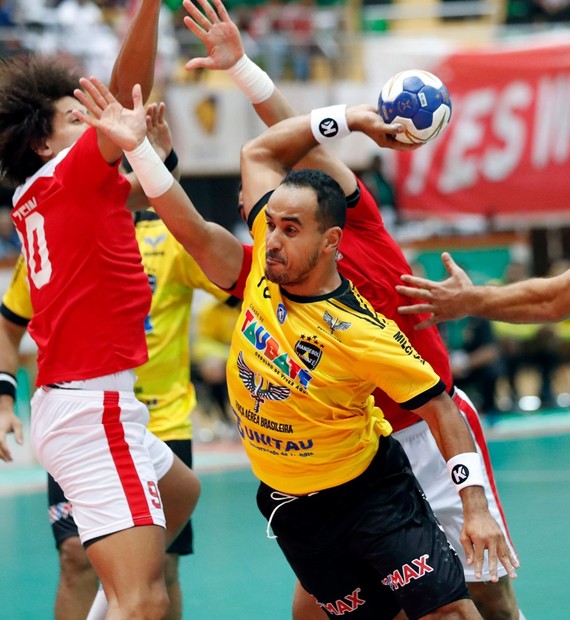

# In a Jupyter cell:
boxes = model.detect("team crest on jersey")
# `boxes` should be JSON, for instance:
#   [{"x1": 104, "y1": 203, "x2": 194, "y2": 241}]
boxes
[
  {"x1": 323, "y1": 310, "x2": 351, "y2": 335},
  {"x1": 294, "y1": 338, "x2": 323, "y2": 370},
  {"x1": 237, "y1": 351, "x2": 290, "y2": 413},
  {"x1": 276, "y1": 303, "x2": 287, "y2": 324}
]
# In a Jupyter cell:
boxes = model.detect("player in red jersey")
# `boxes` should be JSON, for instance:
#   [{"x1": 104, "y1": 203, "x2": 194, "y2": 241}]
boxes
[
  {"x1": 0, "y1": 2, "x2": 199, "y2": 619},
  {"x1": 180, "y1": 2, "x2": 525, "y2": 618}
]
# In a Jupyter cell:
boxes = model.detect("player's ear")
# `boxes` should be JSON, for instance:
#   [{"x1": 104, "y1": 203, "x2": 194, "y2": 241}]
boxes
[
  {"x1": 323, "y1": 227, "x2": 342, "y2": 254},
  {"x1": 32, "y1": 138, "x2": 54, "y2": 160}
]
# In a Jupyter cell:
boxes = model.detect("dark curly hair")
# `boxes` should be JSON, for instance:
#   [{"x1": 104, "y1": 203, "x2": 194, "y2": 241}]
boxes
[{"x1": 0, "y1": 55, "x2": 80, "y2": 187}]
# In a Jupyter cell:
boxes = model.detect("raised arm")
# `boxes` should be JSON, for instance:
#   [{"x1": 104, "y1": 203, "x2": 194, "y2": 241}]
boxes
[
  {"x1": 109, "y1": 0, "x2": 161, "y2": 105},
  {"x1": 74, "y1": 77, "x2": 243, "y2": 290},
  {"x1": 396, "y1": 251, "x2": 570, "y2": 329},
  {"x1": 124, "y1": 101, "x2": 180, "y2": 212},
  {"x1": 182, "y1": 0, "x2": 413, "y2": 201},
  {"x1": 239, "y1": 104, "x2": 406, "y2": 216}
]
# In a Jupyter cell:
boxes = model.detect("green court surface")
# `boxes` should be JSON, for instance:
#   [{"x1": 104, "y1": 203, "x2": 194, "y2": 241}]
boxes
[{"x1": 1, "y1": 428, "x2": 569, "y2": 619}]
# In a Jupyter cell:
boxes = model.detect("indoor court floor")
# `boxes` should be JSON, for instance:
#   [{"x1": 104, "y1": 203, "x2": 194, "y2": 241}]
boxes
[{"x1": 1, "y1": 412, "x2": 569, "y2": 619}]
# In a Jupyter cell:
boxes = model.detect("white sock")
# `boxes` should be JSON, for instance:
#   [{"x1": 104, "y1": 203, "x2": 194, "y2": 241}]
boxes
[{"x1": 86, "y1": 584, "x2": 108, "y2": 620}]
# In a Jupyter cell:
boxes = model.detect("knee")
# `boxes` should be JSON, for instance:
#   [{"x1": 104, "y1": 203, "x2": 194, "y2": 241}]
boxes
[
  {"x1": 113, "y1": 585, "x2": 169, "y2": 620},
  {"x1": 58, "y1": 536, "x2": 96, "y2": 583},
  {"x1": 469, "y1": 578, "x2": 520, "y2": 620}
]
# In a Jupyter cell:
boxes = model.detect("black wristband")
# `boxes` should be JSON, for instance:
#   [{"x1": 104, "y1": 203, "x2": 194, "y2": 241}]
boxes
[
  {"x1": 164, "y1": 149, "x2": 178, "y2": 172},
  {"x1": 0, "y1": 372, "x2": 17, "y2": 399}
]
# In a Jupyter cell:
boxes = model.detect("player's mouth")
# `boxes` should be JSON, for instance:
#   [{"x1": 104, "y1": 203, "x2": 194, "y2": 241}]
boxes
[{"x1": 266, "y1": 252, "x2": 285, "y2": 266}]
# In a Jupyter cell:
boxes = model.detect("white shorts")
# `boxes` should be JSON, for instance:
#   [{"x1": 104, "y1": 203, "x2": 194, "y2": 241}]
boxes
[
  {"x1": 393, "y1": 387, "x2": 517, "y2": 582},
  {"x1": 31, "y1": 372, "x2": 174, "y2": 545}
]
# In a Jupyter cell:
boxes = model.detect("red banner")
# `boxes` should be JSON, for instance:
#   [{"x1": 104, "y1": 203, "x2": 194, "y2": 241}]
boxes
[{"x1": 396, "y1": 42, "x2": 570, "y2": 219}]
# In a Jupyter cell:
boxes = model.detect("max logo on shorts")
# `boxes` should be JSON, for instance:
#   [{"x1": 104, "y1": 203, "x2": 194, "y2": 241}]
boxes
[
  {"x1": 315, "y1": 588, "x2": 365, "y2": 616},
  {"x1": 382, "y1": 554, "x2": 434, "y2": 591}
]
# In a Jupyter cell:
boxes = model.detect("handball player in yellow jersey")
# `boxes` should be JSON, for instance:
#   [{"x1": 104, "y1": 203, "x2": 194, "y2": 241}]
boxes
[
  {"x1": 181, "y1": 2, "x2": 524, "y2": 618},
  {"x1": 72, "y1": 71, "x2": 519, "y2": 618}
]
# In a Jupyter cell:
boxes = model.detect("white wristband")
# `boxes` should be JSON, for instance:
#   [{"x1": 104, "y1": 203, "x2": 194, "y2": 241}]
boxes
[
  {"x1": 124, "y1": 137, "x2": 175, "y2": 199},
  {"x1": 446, "y1": 452, "x2": 485, "y2": 492},
  {"x1": 310, "y1": 104, "x2": 351, "y2": 144},
  {"x1": 225, "y1": 54, "x2": 275, "y2": 104}
]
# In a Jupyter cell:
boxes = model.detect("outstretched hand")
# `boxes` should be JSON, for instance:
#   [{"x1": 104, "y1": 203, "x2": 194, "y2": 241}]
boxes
[
  {"x1": 345, "y1": 105, "x2": 421, "y2": 152},
  {"x1": 395, "y1": 252, "x2": 473, "y2": 329},
  {"x1": 183, "y1": 0, "x2": 244, "y2": 72},
  {"x1": 73, "y1": 77, "x2": 147, "y2": 152},
  {"x1": 459, "y1": 491, "x2": 520, "y2": 582}
]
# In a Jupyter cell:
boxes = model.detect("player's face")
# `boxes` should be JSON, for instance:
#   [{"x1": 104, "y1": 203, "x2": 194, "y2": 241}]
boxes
[
  {"x1": 264, "y1": 185, "x2": 323, "y2": 287},
  {"x1": 44, "y1": 96, "x2": 89, "y2": 158}
]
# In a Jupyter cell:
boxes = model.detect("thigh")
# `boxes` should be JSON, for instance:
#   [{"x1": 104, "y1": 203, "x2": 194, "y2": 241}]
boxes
[
  {"x1": 33, "y1": 388, "x2": 168, "y2": 545},
  {"x1": 357, "y1": 481, "x2": 469, "y2": 619}
]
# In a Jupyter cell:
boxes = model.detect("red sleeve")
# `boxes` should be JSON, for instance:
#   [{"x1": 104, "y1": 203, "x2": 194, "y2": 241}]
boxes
[
  {"x1": 57, "y1": 127, "x2": 123, "y2": 190},
  {"x1": 222, "y1": 244, "x2": 252, "y2": 300}
]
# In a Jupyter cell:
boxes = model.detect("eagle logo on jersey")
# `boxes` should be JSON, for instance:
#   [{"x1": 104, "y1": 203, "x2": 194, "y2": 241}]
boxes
[
  {"x1": 143, "y1": 234, "x2": 166, "y2": 249},
  {"x1": 323, "y1": 311, "x2": 351, "y2": 335},
  {"x1": 237, "y1": 351, "x2": 290, "y2": 413}
]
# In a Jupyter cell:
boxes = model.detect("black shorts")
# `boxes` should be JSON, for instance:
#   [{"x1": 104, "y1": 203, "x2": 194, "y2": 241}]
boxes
[
  {"x1": 48, "y1": 439, "x2": 194, "y2": 556},
  {"x1": 256, "y1": 435, "x2": 469, "y2": 620}
]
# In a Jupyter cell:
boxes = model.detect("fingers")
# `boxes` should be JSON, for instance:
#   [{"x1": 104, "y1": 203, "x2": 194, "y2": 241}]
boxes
[
  {"x1": 461, "y1": 535, "x2": 485, "y2": 581},
  {"x1": 197, "y1": 0, "x2": 221, "y2": 25},
  {"x1": 441, "y1": 251, "x2": 459, "y2": 275},
  {"x1": 212, "y1": 0, "x2": 231, "y2": 22},
  {"x1": 184, "y1": 56, "x2": 210, "y2": 72},
  {"x1": 183, "y1": 0, "x2": 213, "y2": 34},
  {"x1": 74, "y1": 76, "x2": 117, "y2": 121},
  {"x1": 131, "y1": 83, "x2": 143, "y2": 111},
  {"x1": 0, "y1": 434, "x2": 12, "y2": 462},
  {"x1": 397, "y1": 301, "x2": 433, "y2": 315},
  {"x1": 414, "y1": 317, "x2": 437, "y2": 330},
  {"x1": 499, "y1": 543, "x2": 520, "y2": 579},
  {"x1": 157, "y1": 102, "x2": 166, "y2": 124},
  {"x1": 183, "y1": 14, "x2": 207, "y2": 38},
  {"x1": 399, "y1": 274, "x2": 434, "y2": 291},
  {"x1": 395, "y1": 284, "x2": 432, "y2": 301},
  {"x1": 72, "y1": 94, "x2": 99, "y2": 127},
  {"x1": 486, "y1": 539, "x2": 499, "y2": 583},
  {"x1": 79, "y1": 76, "x2": 116, "y2": 106},
  {"x1": 13, "y1": 418, "x2": 23, "y2": 446}
]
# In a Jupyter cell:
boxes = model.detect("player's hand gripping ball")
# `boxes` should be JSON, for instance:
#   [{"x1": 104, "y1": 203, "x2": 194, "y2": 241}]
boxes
[{"x1": 379, "y1": 70, "x2": 452, "y2": 145}]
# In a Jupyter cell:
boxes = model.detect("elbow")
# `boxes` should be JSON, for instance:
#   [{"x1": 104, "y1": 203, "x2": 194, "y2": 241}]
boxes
[{"x1": 240, "y1": 139, "x2": 266, "y2": 168}]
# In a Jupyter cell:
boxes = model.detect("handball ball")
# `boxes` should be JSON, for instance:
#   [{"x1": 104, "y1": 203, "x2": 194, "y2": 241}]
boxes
[{"x1": 378, "y1": 70, "x2": 452, "y2": 145}]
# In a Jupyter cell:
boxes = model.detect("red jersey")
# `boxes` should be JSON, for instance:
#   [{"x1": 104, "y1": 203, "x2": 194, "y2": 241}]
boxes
[
  {"x1": 337, "y1": 179, "x2": 453, "y2": 431},
  {"x1": 232, "y1": 178, "x2": 453, "y2": 433},
  {"x1": 12, "y1": 128, "x2": 151, "y2": 386}
]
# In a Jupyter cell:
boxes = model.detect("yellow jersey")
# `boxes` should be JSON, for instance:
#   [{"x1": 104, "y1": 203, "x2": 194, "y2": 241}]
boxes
[{"x1": 227, "y1": 206, "x2": 444, "y2": 495}]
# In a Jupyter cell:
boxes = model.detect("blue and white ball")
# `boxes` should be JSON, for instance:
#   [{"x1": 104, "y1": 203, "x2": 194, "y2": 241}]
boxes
[{"x1": 379, "y1": 70, "x2": 452, "y2": 145}]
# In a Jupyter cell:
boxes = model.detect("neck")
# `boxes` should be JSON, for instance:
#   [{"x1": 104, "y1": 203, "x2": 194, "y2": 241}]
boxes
[{"x1": 281, "y1": 269, "x2": 342, "y2": 299}]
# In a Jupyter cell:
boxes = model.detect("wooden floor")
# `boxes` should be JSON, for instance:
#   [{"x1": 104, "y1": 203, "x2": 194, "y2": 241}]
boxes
[{"x1": 1, "y1": 414, "x2": 569, "y2": 619}]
